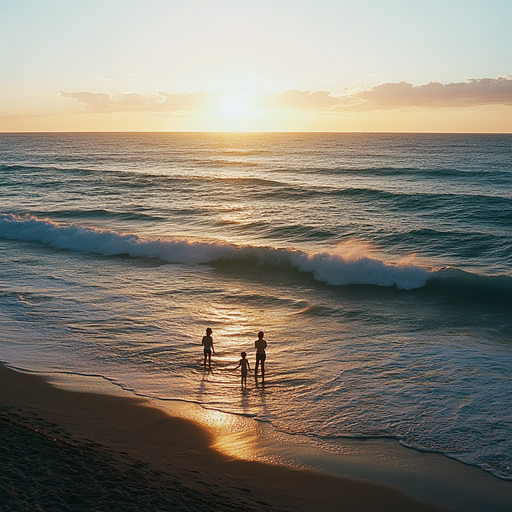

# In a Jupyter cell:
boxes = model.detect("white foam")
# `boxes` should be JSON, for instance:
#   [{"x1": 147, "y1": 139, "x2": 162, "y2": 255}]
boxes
[
  {"x1": 289, "y1": 251, "x2": 431, "y2": 289},
  {"x1": 0, "y1": 214, "x2": 431, "y2": 290}
]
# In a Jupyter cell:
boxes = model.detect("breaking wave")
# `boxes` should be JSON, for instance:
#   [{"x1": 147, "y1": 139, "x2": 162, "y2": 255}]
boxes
[{"x1": 0, "y1": 214, "x2": 431, "y2": 290}]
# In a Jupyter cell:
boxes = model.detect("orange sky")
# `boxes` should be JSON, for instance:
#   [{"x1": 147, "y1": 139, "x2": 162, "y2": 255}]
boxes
[{"x1": 1, "y1": 1, "x2": 511, "y2": 132}]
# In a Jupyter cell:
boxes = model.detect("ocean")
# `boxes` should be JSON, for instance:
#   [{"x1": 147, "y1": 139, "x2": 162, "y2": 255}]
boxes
[{"x1": 1, "y1": 132, "x2": 511, "y2": 480}]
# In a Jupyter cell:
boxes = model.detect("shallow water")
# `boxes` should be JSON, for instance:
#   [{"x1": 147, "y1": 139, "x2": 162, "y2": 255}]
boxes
[{"x1": 1, "y1": 132, "x2": 511, "y2": 479}]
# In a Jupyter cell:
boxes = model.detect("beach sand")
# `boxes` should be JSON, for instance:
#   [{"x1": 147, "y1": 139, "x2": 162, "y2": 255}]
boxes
[{"x1": 0, "y1": 363, "x2": 508, "y2": 512}]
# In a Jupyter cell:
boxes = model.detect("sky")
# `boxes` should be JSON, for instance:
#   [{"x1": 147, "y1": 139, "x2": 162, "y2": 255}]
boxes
[{"x1": 1, "y1": 0, "x2": 511, "y2": 132}]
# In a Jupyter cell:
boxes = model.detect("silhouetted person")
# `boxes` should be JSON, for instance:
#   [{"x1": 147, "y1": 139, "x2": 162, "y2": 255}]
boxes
[
  {"x1": 202, "y1": 327, "x2": 214, "y2": 367},
  {"x1": 254, "y1": 331, "x2": 267, "y2": 379},
  {"x1": 236, "y1": 351, "x2": 251, "y2": 388}
]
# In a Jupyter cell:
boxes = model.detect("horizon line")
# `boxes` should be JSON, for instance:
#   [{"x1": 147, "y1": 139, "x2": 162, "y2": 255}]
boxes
[{"x1": 2, "y1": 130, "x2": 512, "y2": 135}]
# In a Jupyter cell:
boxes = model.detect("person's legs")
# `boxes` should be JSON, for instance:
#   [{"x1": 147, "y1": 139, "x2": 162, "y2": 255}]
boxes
[
  {"x1": 261, "y1": 360, "x2": 265, "y2": 378},
  {"x1": 255, "y1": 359, "x2": 260, "y2": 376}
]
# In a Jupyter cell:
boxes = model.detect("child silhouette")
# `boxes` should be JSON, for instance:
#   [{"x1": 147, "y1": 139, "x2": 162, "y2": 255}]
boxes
[{"x1": 236, "y1": 351, "x2": 251, "y2": 388}]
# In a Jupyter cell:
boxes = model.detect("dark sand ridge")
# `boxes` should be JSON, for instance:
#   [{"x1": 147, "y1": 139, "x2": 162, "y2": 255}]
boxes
[{"x1": 1, "y1": 363, "x2": 510, "y2": 512}]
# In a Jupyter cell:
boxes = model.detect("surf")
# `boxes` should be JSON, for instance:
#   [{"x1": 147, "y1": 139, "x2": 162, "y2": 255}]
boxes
[{"x1": 0, "y1": 213, "x2": 431, "y2": 290}]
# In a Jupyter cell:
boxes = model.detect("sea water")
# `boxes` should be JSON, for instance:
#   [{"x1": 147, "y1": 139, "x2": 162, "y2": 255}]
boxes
[{"x1": 1, "y1": 132, "x2": 511, "y2": 480}]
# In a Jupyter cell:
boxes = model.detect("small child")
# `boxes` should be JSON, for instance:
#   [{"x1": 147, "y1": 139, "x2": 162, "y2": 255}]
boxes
[{"x1": 236, "y1": 351, "x2": 251, "y2": 388}]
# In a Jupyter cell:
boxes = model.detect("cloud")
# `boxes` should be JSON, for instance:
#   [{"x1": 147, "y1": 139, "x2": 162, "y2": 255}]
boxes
[
  {"x1": 58, "y1": 77, "x2": 512, "y2": 115},
  {"x1": 58, "y1": 91, "x2": 208, "y2": 113},
  {"x1": 343, "y1": 77, "x2": 512, "y2": 110},
  {"x1": 156, "y1": 91, "x2": 211, "y2": 111},
  {"x1": 59, "y1": 89, "x2": 340, "y2": 113},
  {"x1": 260, "y1": 90, "x2": 341, "y2": 110},
  {"x1": 258, "y1": 77, "x2": 512, "y2": 112},
  {"x1": 59, "y1": 92, "x2": 115, "y2": 111}
]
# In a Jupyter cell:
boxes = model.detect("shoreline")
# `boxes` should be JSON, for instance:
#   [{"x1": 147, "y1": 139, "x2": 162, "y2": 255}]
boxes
[{"x1": 1, "y1": 364, "x2": 511, "y2": 511}]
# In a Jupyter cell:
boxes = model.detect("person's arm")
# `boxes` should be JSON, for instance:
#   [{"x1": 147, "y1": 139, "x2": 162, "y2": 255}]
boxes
[{"x1": 211, "y1": 341, "x2": 215, "y2": 354}]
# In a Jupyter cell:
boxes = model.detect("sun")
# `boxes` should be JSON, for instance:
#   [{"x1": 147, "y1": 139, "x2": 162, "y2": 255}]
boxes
[
  {"x1": 217, "y1": 94, "x2": 253, "y2": 116},
  {"x1": 208, "y1": 93, "x2": 263, "y2": 131}
]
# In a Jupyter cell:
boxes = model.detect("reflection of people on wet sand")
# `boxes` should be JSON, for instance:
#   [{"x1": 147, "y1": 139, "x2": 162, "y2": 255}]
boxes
[
  {"x1": 202, "y1": 328, "x2": 214, "y2": 367},
  {"x1": 254, "y1": 331, "x2": 267, "y2": 379},
  {"x1": 236, "y1": 351, "x2": 251, "y2": 388}
]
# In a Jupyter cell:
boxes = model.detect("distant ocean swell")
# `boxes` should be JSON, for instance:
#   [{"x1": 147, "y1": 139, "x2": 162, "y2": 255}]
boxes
[
  {"x1": 3, "y1": 161, "x2": 511, "y2": 180},
  {"x1": 4, "y1": 164, "x2": 511, "y2": 225},
  {"x1": 0, "y1": 213, "x2": 430, "y2": 290},
  {"x1": 16, "y1": 209, "x2": 166, "y2": 222}
]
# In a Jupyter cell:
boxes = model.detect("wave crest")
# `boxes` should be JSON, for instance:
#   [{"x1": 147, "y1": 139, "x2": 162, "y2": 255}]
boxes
[{"x1": 0, "y1": 214, "x2": 431, "y2": 290}]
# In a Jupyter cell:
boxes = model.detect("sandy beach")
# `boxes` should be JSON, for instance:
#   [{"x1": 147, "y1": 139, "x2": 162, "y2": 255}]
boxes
[{"x1": 0, "y1": 363, "x2": 463, "y2": 512}]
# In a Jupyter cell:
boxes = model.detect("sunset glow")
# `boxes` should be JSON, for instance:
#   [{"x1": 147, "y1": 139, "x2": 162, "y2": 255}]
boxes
[{"x1": 1, "y1": 1, "x2": 511, "y2": 132}]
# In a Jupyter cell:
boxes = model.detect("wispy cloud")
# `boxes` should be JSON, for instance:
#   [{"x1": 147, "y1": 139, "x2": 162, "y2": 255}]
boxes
[
  {"x1": 59, "y1": 89, "x2": 340, "y2": 113},
  {"x1": 58, "y1": 91, "x2": 209, "y2": 113},
  {"x1": 59, "y1": 77, "x2": 512, "y2": 114}
]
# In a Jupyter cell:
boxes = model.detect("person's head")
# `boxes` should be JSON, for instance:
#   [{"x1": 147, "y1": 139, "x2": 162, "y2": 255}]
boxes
[
  {"x1": 241, "y1": 351, "x2": 247, "y2": 358},
  {"x1": 206, "y1": 327, "x2": 212, "y2": 335},
  {"x1": 258, "y1": 331, "x2": 264, "y2": 339}
]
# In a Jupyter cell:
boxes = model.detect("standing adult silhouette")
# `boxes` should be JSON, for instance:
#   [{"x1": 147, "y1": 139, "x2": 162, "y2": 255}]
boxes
[{"x1": 254, "y1": 331, "x2": 267, "y2": 379}]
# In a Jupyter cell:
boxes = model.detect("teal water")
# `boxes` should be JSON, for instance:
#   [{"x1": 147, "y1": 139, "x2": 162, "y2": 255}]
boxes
[{"x1": 1, "y1": 132, "x2": 511, "y2": 479}]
